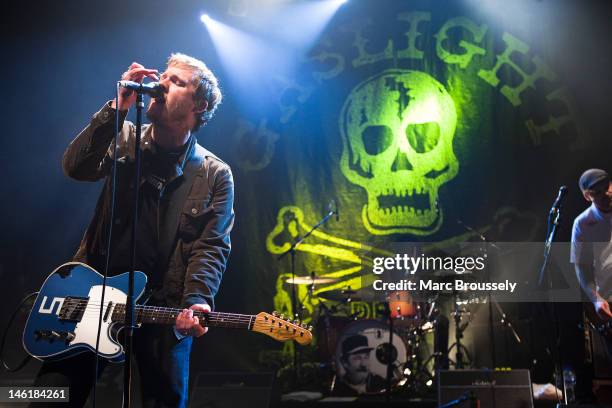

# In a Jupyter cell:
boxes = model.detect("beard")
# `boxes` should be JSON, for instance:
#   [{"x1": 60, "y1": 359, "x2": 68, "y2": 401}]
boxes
[
  {"x1": 146, "y1": 97, "x2": 191, "y2": 130},
  {"x1": 346, "y1": 370, "x2": 368, "y2": 385}
]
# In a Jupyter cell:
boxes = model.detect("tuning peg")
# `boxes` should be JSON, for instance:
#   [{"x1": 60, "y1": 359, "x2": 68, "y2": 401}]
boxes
[
  {"x1": 308, "y1": 325, "x2": 313, "y2": 331},
  {"x1": 279, "y1": 314, "x2": 285, "y2": 320},
  {"x1": 293, "y1": 319, "x2": 301, "y2": 326},
  {"x1": 301, "y1": 323, "x2": 308, "y2": 329},
  {"x1": 272, "y1": 311, "x2": 279, "y2": 317}
]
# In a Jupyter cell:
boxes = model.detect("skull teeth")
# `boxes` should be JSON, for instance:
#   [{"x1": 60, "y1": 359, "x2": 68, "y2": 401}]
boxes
[
  {"x1": 375, "y1": 205, "x2": 438, "y2": 215},
  {"x1": 376, "y1": 188, "x2": 432, "y2": 212}
]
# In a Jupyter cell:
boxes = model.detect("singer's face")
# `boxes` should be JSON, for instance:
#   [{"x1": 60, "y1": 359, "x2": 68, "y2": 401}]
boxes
[
  {"x1": 147, "y1": 65, "x2": 199, "y2": 130},
  {"x1": 586, "y1": 180, "x2": 612, "y2": 213}
]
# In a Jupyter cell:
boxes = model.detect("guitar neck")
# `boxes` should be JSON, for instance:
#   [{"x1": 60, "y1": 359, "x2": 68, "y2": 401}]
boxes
[{"x1": 112, "y1": 304, "x2": 255, "y2": 330}]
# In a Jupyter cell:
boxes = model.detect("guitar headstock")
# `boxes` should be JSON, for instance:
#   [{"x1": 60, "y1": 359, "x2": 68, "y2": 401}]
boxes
[{"x1": 250, "y1": 312, "x2": 313, "y2": 345}]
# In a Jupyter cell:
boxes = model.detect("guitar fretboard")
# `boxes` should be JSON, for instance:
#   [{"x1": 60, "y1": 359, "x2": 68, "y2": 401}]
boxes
[
  {"x1": 57, "y1": 296, "x2": 312, "y2": 345},
  {"x1": 111, "y1": 304, "x2": 255, "y2": 329}
]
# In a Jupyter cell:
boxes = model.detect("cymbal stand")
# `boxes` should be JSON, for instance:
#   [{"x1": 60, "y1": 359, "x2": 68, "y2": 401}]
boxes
[
  {"x1": 447, "y1": 295, "x2": 472, "y2": 369},
  {"x1": 277, "y1": 206, "x2": 337, "y2": 386}
]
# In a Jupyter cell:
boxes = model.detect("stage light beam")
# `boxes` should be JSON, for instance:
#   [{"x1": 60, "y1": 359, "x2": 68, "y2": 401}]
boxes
[
  {"x1": 200, "y1": 14, "x2": 296, "y2": 116},
  {"x1": 232, "y1": 0, "x2": 348, "y2": 52}
]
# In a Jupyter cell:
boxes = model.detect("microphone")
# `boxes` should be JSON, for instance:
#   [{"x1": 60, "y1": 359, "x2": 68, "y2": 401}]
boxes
[
  {"x1": 550, "y1": 185, "x2": 568, "y2": 214},
  {"x1": 328, "y1": 199, "x2": 339, "y2": 221},
  {"x1": 118, "y1": 80, "x2": 164, "y2": 98},
  {"x1": 334, "y1": 199, "x2": 339, "y2": 222}
]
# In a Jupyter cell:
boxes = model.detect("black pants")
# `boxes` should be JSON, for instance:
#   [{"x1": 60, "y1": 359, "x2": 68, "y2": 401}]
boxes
[{"x1": 30, "y1": 324, "x2": 193, "y2": 408}]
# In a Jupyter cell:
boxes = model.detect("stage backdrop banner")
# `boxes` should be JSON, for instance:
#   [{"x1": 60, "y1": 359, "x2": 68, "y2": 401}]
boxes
[{"x1": 218, "y1": 1, "x2": 589, "y2": 363}]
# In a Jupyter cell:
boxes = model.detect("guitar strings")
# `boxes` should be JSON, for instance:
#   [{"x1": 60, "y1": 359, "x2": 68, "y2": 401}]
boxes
[
  {"x1": 50, "y1": 302, "x2": 311, "y2": 334},
  {"x1": 62, "y1": 301, "x2": 256, "y2": 318},
  {"x1": 59, "y1": 301, "x2": 308, "y2": 330},
  {"x1": 63, "y1": 301, "x2": 269, "y2": 319},
  {"x1": 63, "y1": 301, "x2": 256, "y2": 317},
  {"x1": 62, "y1": 306, "x2": 255, "y2": 324},
  {"x1": 62, "y1": 307, "x2": 263, "y2": 325}
]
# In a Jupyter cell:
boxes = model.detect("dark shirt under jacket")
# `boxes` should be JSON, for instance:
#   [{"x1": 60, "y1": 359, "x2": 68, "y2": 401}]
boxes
[{"x1": 108, "y1": 141, "x2": 191, "y2": 289}]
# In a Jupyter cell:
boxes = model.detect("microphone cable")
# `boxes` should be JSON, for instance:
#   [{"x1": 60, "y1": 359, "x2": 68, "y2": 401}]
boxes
[
  {"x1": 0, "y1": 292, "x2": 38, "y2": 372},
  {"x1": 91, "y1": 84, "x2": 122, "y2": 408}
]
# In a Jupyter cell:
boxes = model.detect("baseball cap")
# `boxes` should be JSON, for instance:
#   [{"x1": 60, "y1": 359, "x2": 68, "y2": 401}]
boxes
[
  {"x1": 341, "y1": 334, "x2": 373, "y2": 357},
  {"x1": 579, "y1": 169, "x2": 610, "y2": 192}
]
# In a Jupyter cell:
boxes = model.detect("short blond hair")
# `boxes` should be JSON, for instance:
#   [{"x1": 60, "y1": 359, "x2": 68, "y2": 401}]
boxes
[{"x1": 167, "y1": 52, "x2": 222, "y2": 131}]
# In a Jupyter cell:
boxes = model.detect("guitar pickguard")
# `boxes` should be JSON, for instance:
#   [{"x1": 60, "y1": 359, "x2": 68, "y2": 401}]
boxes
[{"x1": 70, "y1": 285, "x2": 125, "y2": 358}]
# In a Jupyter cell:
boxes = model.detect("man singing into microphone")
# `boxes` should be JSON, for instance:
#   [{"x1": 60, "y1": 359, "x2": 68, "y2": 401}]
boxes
[
  {"x1": 32, "y1": 53, "x2": 234, "y2": 408},
  {"x1": 571, "y1": 169, "x2": 612, "y2": 321}
]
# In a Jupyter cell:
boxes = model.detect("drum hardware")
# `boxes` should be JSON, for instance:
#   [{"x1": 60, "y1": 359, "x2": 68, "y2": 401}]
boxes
[
  {"x1": 492, "y1": 300, "x2": 522, "y2": 344},
  {"x1": 317, "y1": 288, "x2": 358, "y2": 302},
  {"x1": 448, "y1": 293, "x2": 472, "y2": 369},
  {"x1": 276, "y1": 203, "x2": 337, "y2": 386},
  {"x1": 400, "y1": 311, "x2": 440, "y2": 395}
]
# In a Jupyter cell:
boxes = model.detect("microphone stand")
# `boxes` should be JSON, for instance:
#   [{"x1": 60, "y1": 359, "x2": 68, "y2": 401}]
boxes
[
  {"x1": 538, "y1": 206, "x2": 561, "y2": 287},
  {"x1": 277, "y1": 206, "x2": 336, "y2": 386},
  {"x1": 536, "y1": 203, "x2": 564, "y2": 405},
  {"x1": 122, "y1": 91, "x2": 144, "y2": 408}
]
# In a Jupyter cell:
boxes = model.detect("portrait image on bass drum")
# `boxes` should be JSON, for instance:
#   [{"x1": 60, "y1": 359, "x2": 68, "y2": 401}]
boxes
[{"x1": 333, "y1": 320, "x2": 407, "y2": 395}]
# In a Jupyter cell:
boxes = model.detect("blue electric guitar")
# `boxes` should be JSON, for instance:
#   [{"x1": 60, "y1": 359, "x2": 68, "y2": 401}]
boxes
[{"x1": 23, "y1": 262, "x2": 312, "y2": 362}]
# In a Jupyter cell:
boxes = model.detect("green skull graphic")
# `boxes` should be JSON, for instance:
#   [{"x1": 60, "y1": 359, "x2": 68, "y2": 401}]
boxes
[{"x1": 340, "y1": 69, "x2": 458, "y2": 235}]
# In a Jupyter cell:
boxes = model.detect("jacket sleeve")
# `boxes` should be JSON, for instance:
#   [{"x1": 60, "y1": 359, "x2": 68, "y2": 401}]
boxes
[
  {"x1": 62, "y1": 102, "x2": 130, "y2": 181},
  {"x1": 182, "y1": 164, "x2": 235, "y2": 309}
]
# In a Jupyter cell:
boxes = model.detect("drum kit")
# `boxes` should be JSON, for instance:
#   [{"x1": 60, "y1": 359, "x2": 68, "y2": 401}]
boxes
[
  {"x1": 285, "y1": 273, "x2": 481, "y2": 396},
  {"x1": 274, "y1": 206, "x2": 500, "y2": 396}
]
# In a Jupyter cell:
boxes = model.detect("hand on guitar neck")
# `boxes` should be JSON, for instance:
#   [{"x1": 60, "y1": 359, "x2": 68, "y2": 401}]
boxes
[{"x1": 175, "y1": 304, "x2": 211, "y2": 337}]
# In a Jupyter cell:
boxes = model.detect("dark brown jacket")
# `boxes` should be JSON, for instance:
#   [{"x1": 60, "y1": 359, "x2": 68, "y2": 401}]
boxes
[{"x1": 62, "y1": 102, "x2": 234, "y2": 309}]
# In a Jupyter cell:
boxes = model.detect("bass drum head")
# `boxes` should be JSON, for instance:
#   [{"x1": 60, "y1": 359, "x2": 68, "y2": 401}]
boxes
[{"x1": 334, "y1": 320, "x2": 407, "y2": 394}]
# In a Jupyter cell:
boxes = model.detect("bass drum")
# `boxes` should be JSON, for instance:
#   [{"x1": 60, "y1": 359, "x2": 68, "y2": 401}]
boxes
[{"x1": 333, "y1": 320, "x2": 408, "y2": 395}]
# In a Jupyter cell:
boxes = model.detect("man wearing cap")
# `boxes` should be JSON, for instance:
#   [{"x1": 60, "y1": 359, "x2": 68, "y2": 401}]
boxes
[
  {"x1": 571, "y1": 169, "x2": 612, "y2": 320},
  {"x1": 335, "y1": 334, "x2": 386, "y2": 394}
]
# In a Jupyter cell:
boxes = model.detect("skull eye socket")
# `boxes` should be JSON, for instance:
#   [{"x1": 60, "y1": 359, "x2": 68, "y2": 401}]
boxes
[
  {"x1": 362, "y1": 125, "x2": 393, "y2": 155},
  {"x1": 406, "y1": 122, "x2": 440, "y2": 153}
]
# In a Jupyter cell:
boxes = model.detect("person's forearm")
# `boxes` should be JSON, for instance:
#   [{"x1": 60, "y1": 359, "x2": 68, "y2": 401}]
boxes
[
  {"x1": 62, "y1": 102, "x2": 128, "y2": 181},
  {"x1": 575, "y1": 263, "x2": 598, "y2": 302}
]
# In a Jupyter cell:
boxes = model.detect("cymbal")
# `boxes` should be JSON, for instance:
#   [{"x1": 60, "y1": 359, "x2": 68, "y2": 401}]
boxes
[
  {"x1": 431, "y1": 270, "x2": 477, "y2": 278},
  {"x1": 429, "y1": 270, "x2": 483, "y2": 282},
  {"x1": 285, "y1": 276, "x2": 340, "y2": 285},
  {"x1": 317, "y1": 289, "x2": 374, "y2": 302}
]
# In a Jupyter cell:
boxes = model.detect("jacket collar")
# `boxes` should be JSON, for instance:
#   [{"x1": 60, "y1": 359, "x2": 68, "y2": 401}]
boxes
[{"x1": 141, "y1": 125, "x2": 197, "y2": 186}]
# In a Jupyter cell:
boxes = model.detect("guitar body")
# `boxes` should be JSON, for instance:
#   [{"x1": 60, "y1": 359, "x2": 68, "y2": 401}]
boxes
[{"x1": 23, "y1": 262, "x2": 147, "y2": 362}]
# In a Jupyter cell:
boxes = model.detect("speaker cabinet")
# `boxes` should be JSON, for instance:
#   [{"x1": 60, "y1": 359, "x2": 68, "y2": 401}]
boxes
[
  {"x1": 438, "y1": 369, "x2": 533, "y2": 408},
  {"x1": 189, "y1": 372, "x2": 274, "y2": 408}
]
